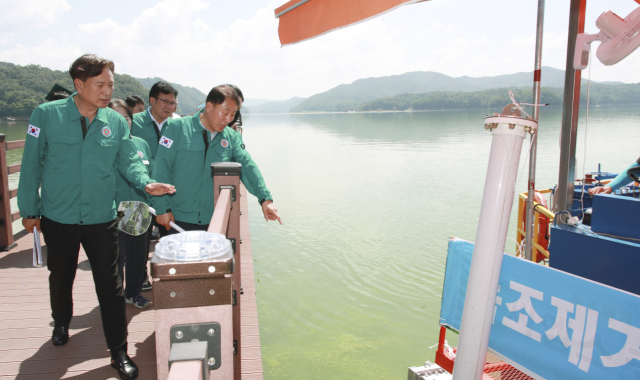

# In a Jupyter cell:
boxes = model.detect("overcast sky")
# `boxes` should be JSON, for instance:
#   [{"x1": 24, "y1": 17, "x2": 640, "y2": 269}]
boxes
[{"x1": 1, "y1": 0, "x2": 638, "y2": 100}]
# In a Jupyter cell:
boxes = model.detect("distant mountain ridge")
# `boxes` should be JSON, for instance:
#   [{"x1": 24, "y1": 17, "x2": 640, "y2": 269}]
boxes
[{"x1": 291, "y1": 67, "x2": 623, "y2": 113}]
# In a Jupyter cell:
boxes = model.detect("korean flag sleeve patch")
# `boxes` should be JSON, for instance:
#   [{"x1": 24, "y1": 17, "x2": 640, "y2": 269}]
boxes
[
  {"x1": 27, "y1": 125, "x2": 41, "y2": 138},
  {"x1": 159, "y1": 136, "x2": 174, "y2": 148}
]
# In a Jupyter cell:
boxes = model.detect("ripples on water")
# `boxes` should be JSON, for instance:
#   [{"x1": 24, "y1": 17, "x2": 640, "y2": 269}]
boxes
[{"x1": 2, "y1": 106, "x2": 640, "y2": 379}]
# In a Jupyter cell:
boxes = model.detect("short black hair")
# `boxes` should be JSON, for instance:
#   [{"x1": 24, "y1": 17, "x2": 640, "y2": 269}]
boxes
[
  {"x1": 226, "y1": 84, "x2": 244, "y2": 102},
  {"x1": 206, "y1": 85, "x2": 240, "y2": 107},
  {"x1": 125, "y1": 95, "x2": 145, "y2": 108},
  {"x1": 224, "y1": 84, "x2": 244, "y2": 126},
  {"x1": 149, "y1": 81, "x2": 178, "y2": 101},
  {"x1": 69, "y1": 54, "x2": 115, "y2": 82},
  {"x1": 108, "y1": 99, "x2": 133, "y2": 120}
]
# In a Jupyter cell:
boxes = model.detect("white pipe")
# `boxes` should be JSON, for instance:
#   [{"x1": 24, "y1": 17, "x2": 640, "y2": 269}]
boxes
[
  {"x1": 452, "y1": 115, "x2": 536, "y2": 379},
  {"x1": 148, "y1": 206, "x2": 186, "y2": 233}
]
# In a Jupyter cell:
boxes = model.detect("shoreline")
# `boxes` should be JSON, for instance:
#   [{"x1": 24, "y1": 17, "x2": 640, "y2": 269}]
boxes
[{"x1": 1, "y1": 116, "x2": 29, "y2": 121}]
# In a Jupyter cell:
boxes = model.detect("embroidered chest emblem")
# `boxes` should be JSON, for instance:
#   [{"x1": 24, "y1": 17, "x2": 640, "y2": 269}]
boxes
[
  {"x1": 101, "y1": 126, "x2": 112, "y2": 137},
  {"x1": 137, "y1": 151, "x2": 144, "y2": 158},
  {"x1": 221, "y1": 139, "x2": 229, "y2": 148}
]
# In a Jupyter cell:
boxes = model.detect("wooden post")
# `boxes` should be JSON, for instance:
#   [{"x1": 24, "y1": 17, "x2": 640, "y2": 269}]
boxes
[
  {"x1": 167, "y1": 361, "x2": 205, "y2": 380},
  {"x1": 211, "y1": 162, "x2": 242, "y2": 380},
  {"x1": 0, "y1": 134, "x2": 15, "y2": 251}
]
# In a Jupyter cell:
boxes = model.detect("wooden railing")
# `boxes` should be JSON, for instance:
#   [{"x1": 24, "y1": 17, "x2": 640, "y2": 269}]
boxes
[
  {"x1": 0, "y1": 134, "x2": 25, "y2": 250},
  {"x1": 208, "y1": 162, "x2": 242, "y2": 380},
  {"x1": 159, "y1": 162, "x2": 244, "y2": 380}
]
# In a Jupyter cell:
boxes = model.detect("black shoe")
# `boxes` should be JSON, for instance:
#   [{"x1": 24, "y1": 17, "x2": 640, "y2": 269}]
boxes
[
  {"x1": 111, "y1": 355, "x2": 139, "y2": 380},
  {"x1": 141, "y1": 279, "x2": 152, "y2": 291},
  {"x1": 52, "y1": 326, "x2": 69, "y2": 346}
]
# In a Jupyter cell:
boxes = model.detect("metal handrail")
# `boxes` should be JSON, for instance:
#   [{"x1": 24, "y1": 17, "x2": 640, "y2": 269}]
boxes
[{"x1": 517, "y1": 191, "x2": 553, "y2": 261}]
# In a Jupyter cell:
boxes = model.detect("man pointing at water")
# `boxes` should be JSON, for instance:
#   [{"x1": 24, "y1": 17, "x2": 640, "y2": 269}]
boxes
[
  {"x1": 153, "y1": 84, "x2": 281, "y2": 232},
  {"x1": 18, "y1": 54, "x2": 175, "y2": 380}
]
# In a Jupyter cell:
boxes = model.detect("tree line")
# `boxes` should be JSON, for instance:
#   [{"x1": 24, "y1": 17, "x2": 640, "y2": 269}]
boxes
[
  {"x1": 355, "y1": 84, "x2": 640, "y2": 112},
  {"x1": 0, "y1": 61, "x2": 149, "y2": 117}
]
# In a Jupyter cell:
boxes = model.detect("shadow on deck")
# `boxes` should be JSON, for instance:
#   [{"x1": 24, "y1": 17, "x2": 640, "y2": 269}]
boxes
[{"x1": 0, "y1": 186, "x2": 262, "y2": 380}]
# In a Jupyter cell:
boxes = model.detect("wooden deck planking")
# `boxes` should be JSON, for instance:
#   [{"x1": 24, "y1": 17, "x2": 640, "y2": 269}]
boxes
[
  {"x1": 238, "y1": 185, "x2": 264, "y2": 378},
  {"x1": 0, "y1": 185, "x2": 263, "y2": 379}
]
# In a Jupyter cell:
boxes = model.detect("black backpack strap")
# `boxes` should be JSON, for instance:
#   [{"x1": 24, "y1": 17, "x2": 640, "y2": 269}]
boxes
[
  {"x1": 80, "y1": 117, "x2": 88, "y2": 140},
  {"x1": 202, "y1": 130, "x2": 210, "y2": 164},
  {"x1": 152, "y1": 121, "x2": 162, "y2": 142}
]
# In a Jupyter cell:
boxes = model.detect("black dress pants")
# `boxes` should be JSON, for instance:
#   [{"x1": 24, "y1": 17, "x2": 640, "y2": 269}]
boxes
[
  {"x1": 41, "y1": 216, "x2": 127, "y2": 355},
  {"x1": 117, "y1": 229, "x2": 150, "y2": 299}
]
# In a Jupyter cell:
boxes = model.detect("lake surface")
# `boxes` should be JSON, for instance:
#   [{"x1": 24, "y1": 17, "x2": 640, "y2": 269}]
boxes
[{"x1": 2, "y1": 105, "x2": 640, "y2": 379}]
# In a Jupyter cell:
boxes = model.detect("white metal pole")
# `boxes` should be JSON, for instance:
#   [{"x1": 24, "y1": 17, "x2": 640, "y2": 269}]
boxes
[
  {"x1": 452, "y1": 113, "x2": 536, "y2": 380},
  {"x1": 524, "y1": 0, "x2": 546, "y2": 261}
]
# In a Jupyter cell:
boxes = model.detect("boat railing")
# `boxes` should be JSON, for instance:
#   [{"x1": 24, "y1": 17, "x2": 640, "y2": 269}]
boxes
[
  {"x1": 516, "y1": 178, "x2": 617, "y2": 262},
  {"x1": 517, "y1": 189, "x2": 554, "y2": 262},
  {"x1": 0, "y1": 134, "x2": 24, "y2": 251}
]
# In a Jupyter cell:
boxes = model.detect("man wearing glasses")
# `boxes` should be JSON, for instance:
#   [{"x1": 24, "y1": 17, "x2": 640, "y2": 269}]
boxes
[{"x1": 131, "y1": 81, "x2": 179, "y2": 159}]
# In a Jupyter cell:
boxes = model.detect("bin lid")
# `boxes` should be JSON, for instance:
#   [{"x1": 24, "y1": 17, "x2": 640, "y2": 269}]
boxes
[{"x1": 155, "y1": 231, "x2": 232, "y2": 262}]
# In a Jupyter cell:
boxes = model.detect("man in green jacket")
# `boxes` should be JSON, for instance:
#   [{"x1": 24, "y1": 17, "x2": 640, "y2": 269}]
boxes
[
  {"x1": 154, "y1": 84, "x2": 281, "y2": 232},
  {"x1": 110, "y1": 99, "x2": 154, "y2": 310},
  {"x1": 18, "y1": 54, "x2": 175, "y2": 380},
  {"x1": 131, "y1": 81, "x2": 178, "y2": 241},
  {"x1": 130, "y1": 81, "x2": 178, "y2": 159}
]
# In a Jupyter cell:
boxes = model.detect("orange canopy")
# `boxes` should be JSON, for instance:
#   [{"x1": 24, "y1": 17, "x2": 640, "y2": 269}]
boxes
[{"x1": 275, "y1": 0, "x2": 431, "y2": 46}]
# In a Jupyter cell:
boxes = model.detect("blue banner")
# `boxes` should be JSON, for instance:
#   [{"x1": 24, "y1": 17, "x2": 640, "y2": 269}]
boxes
[{"x1": 440, "y1": 238, "x2": 640, "y2": 379}]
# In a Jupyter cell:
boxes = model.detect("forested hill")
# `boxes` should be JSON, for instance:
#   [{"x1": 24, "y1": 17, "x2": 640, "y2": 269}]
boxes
[
  {"x1": 0, "y1": 62, "x2": 206, "y2": 117},
  {"x1": 0, "y1": 61, "x2": 148, "y2": 117},
  {"x1": 355, "y1": 83, "x2": 640, "y2": 112}
]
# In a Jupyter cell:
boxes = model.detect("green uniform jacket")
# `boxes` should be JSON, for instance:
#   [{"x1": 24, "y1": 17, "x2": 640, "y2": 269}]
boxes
[
  {"x1": 130, "y1": 108, "x2": 168, "y2": 159},
  {"x1": 115, "y1": 136, "x2": 154, "y2": 205},
  {"x1": 18, "y1": 96, "x2": 155, "y2": 225},
  {"x1": 153, "y1": 112, "x2": 272, "y2": 225}
]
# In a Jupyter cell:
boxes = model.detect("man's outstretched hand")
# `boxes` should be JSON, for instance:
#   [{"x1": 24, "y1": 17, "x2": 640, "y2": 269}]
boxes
[
  {"x1": 262, "y1": 200, "x2": 282, "y2": 225},
  {"x1": 145, "y1": 182, "x2": 176, "y2": 196}
]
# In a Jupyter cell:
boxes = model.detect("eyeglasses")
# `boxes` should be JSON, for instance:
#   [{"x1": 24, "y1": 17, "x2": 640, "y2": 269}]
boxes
[
  {"x1": 133, "y1": 106, "x2": 144, "y2": 112},
  {"x1": 152, "y1": 97, "x2": 178, "y2": 107}
]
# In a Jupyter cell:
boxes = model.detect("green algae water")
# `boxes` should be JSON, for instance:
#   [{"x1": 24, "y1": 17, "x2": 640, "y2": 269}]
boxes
[{"x1": 3, "y1": 105, "x2": 640, "y2": 379}]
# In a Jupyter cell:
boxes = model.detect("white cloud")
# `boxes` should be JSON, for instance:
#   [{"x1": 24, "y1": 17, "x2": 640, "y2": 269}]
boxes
[
  {"x1": 1, "y1": 0, "x2": 639, "y2": 101},
  {"x1": 0, "y1": 0, "x2": 71, "y2": 32},
  {"x1": 0, "y1": 38, "x2": 82, "y2": 68},
  {"x1": 0, "y1": 33, "x2": 15, "y2": 46}
]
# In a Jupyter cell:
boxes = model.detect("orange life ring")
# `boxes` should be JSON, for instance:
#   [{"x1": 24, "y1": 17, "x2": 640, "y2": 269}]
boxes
[{"x1": 521, "y1": 191, "x2": 550, "y2": 262}]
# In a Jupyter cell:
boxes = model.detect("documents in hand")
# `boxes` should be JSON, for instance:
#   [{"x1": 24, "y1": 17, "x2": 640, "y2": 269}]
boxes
[{"x1": 33, "y1": 227, "x2": 43, "y2": 267}]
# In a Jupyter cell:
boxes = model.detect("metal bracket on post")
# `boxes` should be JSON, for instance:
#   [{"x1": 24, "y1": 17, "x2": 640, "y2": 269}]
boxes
[
  {"x1": 219, "y1": 185, "x2": 236, "y2": 202},
  {"x1": 211, "y1": 162, "x2": 242, "y2": 177},
  {"x1": 169, "y1": 341, "x2": 210, "y2": 380},
  {"x1": 170, "y1": 322, "x2": 222, "y2": 371},
  {"x1": 233, "y1": 290, "x2": 237, "y2": 306}
]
